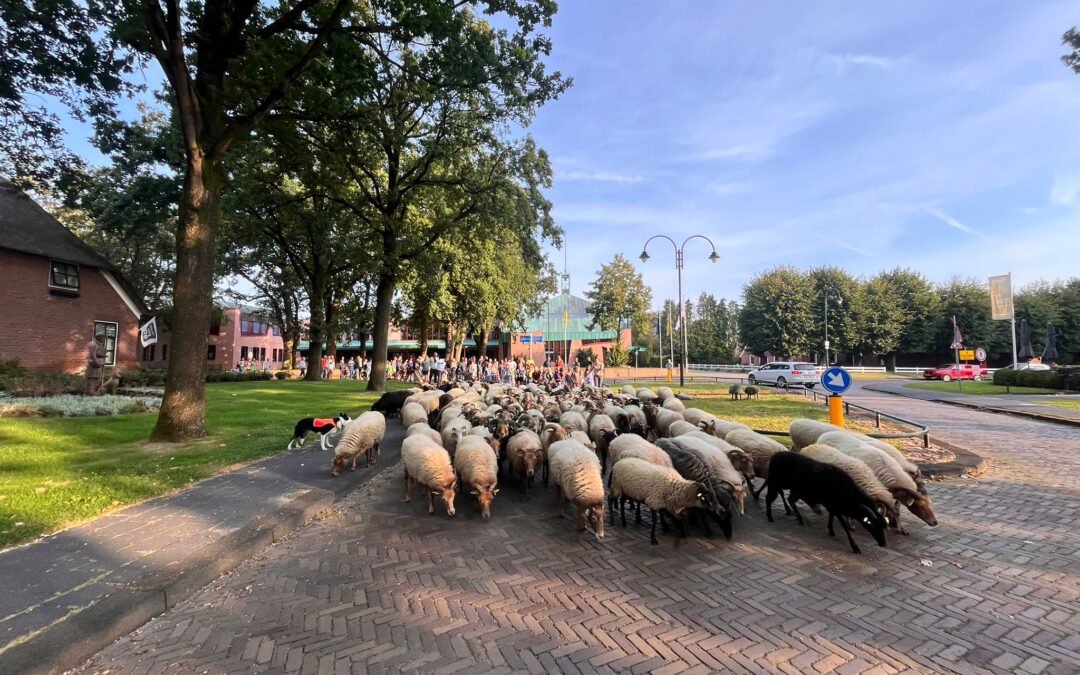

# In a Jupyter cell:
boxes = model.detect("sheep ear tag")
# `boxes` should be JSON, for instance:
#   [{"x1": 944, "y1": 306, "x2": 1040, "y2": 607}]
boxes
[
  {"x1": 862, "y1": 517, "x2": 871, "y2": 524},
  {"x1": 471, "y1": 490, "x2": 479, "y2": 495}
]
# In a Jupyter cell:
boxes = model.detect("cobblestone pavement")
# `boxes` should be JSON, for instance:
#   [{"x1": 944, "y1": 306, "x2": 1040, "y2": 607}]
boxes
[{"x1": 80, "y1": 401, "x2": 1080, "y2": 675}]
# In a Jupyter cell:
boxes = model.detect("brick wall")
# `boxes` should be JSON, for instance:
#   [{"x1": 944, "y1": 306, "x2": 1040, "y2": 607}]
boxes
[
  {"x1": 140, "y1": 307, "x2": 285, "y2": 371},
  {"x1": 0, "y1": 249, "x2": 141, "y2": 373}
]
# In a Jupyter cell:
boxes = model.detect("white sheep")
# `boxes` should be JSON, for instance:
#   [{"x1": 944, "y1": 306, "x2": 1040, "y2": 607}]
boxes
[
  {"x1": 331, "y1": 411, "x2": 386, "y2": 476},
  {"x1": 654, "y1": 408, "x2": 684, "y2": 437},
  {"x1": 724, "y1": 428, "x2": 787, "y2": 492},
  {"x1": 401, "y1": 435, "x2": 457, "y2": 516},
  {"x1": 453, "y1": 435, "x2": 499, "y2": 520},
  {"x1": 636, "y1": 387, "x2": 658, "y2": 402},
  {"x1": 668, "y1": 435, "x2": 745, "y2": 513},
  {"x1": 539, "y1": 422, "x2": 568, "y2": 454},
  {"x1": 401, "y1": 402, "x2": 429, "y2": 429},
  {"x1": 405, "y1": 422, "x2": 443, "y2": 446},
  {"x1": 656, "y1": 386, "x2": 674, "y2": 401},
  {"x1": 801, "y1": 443, "x2": 901, "y2": 530},
  {"x1": 559, "y1": 410, "x2": 588, "y2": 434},
  {"x1": 608, "y1": 457, "x2": 710, "y2": 545},
  {"x1": 850, "y1": 432, "x2": 920, "y2": 477},
  {"x1": 788, "y1": 418, "x2": 841, "y2": 451},
  {"x1": 570, "y1": 429, "x2": 595, "y2": 450},
  {"x1": 667, "y1": 420, "x2": 700, "y2": 437},
  {"x1": 440, "y1": 417, "x2": 472, "y2": 460},
  {"x1": 681, "y1": 408, "x2": 715, "y2": 427},
  {"x1": 607, "y1": 434, "x2": 673, "y2": 470},
  {"x1": 661, "y1": 396, "x2": 686, "y2": 413},
  {"x1": 817, "y1": 431, "x2": 937, "y2": 528},
  {"x1": 698, "y1": 418, "x2": 750, "y2": 438},
  {"x1": 547, "y1": 439, "x2": 605, "y2": 539},
  {"x1": 620, "y1": 384, "x2": 637, "y2": 396},
  {"x1": 623, "y1": 405, "x2": 648, "y2": 435}
]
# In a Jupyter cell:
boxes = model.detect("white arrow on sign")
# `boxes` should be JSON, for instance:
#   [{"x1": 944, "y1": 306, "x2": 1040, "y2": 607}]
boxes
[{"x1": 827, "y1": 371, "x2": 846, "y2": 388}]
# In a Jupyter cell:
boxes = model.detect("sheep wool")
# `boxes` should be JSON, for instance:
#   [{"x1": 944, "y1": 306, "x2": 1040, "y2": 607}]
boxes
[
  {"x1": 656, "y1": 386, "x2": 674, "y2": 401},
  {"x1": 401, "y1": 435, "x2": 457, "y2": 515},
  {"x1": 453, "y1": 436, "x2": 499, "y2": 519},
  {"x1": 406, "y1": 422, "x2": 443, "y2": 446},
  {"x1": 608, "y1": 434, "x2": 673, "y2": 468},
  {"x1": 547, "y1": 440, "x2": 605, "y2": 539},
  {"x1": 669, "y1": 434, "x2": 745, "y2": 512},
  {"x1": 850, "y1": 432, "x2": 920, "y2": 476},
  {"x1": 655, "y1": 408, "x2": 685, "y2": 437},
  {"x1": 440, "y1": 417, "x2": 472, "y2": 459},
  {"x1": 699, "y1": 418, "x2": 750, "y2": 438},
  {"x1": 332, "y1": 411, "x2": 386, "y2": 475},
  {"x1": 818, "y1": 432, "x2": 918, "y2": 495},
  {"x1": 667, "y1": 420, "x2": 700, "y2": 437},
  {"x1": 788, "y1": 418, "x2": 841, "y2": 451},
  {"x1": 559, "y1": 410, "x2": 588, "y2": 434},
  {"x1": 801, "y1": 444, "x2": 897, "y2": 515},
  {"x1": 680, "y1": 408, "x2": 715, "y2": 427},
  {"x1": 401, "y1": 402, "x2": 429, "y2": 429},
  {"x1": 724, "y1": 428, "x2": 787, "y2": 478},
  {"x1": 661, "y1": 396, "x2": 686, "y2": 413},
  {"x1": 609, "y1": 457, "x2": 702, "y2": 516}
]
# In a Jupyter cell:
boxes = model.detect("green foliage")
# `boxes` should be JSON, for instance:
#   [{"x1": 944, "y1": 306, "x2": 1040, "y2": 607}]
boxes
[
  {"x1": 0, "y1": 394, "x2": 156, "y2": 418},
  {"x1": 936, "y1": 277, "x2": 1012, "y2": 357},
  {"x1": 686, "y1": 292, "x2": 740, "y2": 363},
  {"x1": 575, "y1": 347, "x2": 597, "y2": 368},
  {"x1": 584, "y1": 254, "x2": 652, "y2": 337},
  {"x1": 275, "y1": 371, "x2": 289, "y2": 380},
  {"x1": 1064, "y1": 27, "x2": 1080, "y2": 74},
  {"x1": 119, "y1": 368, "x2": 167, "y2": 388},
  {"x1": 606, "y1": 340, "x2": 630, "y2": 367},
  {"x1": 0, "y1": 360, "x2": 30, "y2": 391},
  {"x1": 739, "y1": 267, "x2": 817, "y2": 359},
  {"x1": 874, "y1": 268, "x2": 941, "y2": 355},
  {"x1": 992, "y1": 368, "x2": 1079, "y2": 390},
  {"x1": 205, "y1": 371, "x2": 273, "y2": 383}
]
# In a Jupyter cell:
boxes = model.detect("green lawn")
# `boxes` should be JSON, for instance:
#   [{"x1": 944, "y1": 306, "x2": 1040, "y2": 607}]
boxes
[
  {"x1": 1040, "y1": 399, "x2": 1080, "y2": 410},
  {"x1": 903, "y1": 381, "x2": 1059, "y2": 395},
  {"x1": 0, "y1": 380, "x2": 405, "y2": 549}
]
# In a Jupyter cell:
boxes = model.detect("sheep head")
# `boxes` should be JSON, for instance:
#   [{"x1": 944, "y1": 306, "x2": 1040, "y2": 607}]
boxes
[
  {"x1": 471, "y1": 482, "x2": 498, "y2": 520},
  {"x1": 857, "y1": 504, "x2": 889, "y2": 548},
  {"x1": 432, "y1": 480, "x2": 458, "y2": 516},
  {"x1": 514, "y1": 446, "x2": 544, "y2": 479},
  {"x1": 584, "y1": 503, "x2": 605, "y2": 539},
  {"x1": 896, "y1": 488, "x2": 938, "y2": 526},
  {"x1": 726, "y1": 449, "x2": 755, "y2": 479}
]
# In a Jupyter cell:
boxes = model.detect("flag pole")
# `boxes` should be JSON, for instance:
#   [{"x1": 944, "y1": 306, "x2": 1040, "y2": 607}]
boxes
[{"x1": 1009, "y1": 272, "x2": 1018, "y2": 369}]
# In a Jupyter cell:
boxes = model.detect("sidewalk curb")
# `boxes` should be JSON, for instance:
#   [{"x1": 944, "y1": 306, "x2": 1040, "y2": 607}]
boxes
[{"x1": 0, "y1": 488, "x2": 335, "y2": 675}]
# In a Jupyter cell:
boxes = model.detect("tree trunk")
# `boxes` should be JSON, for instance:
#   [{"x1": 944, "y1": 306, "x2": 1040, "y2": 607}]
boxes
[
  {"x1": 150, "y1": 154, "x2": 222, "y2": 441},
  {"x1": 889, "y1": 352, "x2": 897, "y2": 372},
  {"x1": 366, "y1": 267, "x2": 396, "y2": 392},
  {"x1": 305, "y1": 268, "x2": 329, "y2": 380}
]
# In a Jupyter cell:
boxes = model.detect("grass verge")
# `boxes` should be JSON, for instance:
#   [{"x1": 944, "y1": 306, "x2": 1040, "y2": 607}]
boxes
[
  {"x1": 1039, "y1": 399, "x2": 1080, "y2": 410},
  {"x1": 0, "y1": 380, "x2": 404, "y2": 549},
  {"x1": 903, "y1": 381, "x2": 1058, "y2": 395}
]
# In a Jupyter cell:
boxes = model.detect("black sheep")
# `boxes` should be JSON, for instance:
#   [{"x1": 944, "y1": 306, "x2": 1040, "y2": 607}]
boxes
[
  {"x1": 765, "y1": 452, "x2": 888, "y2": 554},
  {"x1": 370, "y1": 390, "x2": 412, "y2": 417},
  {"x1": 656, "y1": 439, "x2": 733, "y2": 539}
]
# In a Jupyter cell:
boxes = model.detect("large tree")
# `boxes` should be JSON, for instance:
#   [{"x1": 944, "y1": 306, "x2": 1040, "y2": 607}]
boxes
[
  {"x1": 739, "y1": 266, "x2": 817, "y2": 359},
  {"x1": 2, "y1": 0, "x2": 564, "y2": 436},
  {"x1": 584, "y1": 254, "x2": 653, "y2": 344}
]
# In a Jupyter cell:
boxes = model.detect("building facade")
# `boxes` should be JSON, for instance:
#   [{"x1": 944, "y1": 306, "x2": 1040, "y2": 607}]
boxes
[
  {"x1": 0, "y1": 179, "x2": 146, "y2": 373},
  {"x1": 140, "y1": 305, "x2": 286, "y2": 371}
]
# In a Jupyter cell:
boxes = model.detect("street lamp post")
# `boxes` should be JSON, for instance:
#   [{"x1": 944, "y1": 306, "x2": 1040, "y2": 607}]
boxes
[
  {"x1": 824, "y1": 293, "x2": 842, "y2": 366},
  {"x1": 639, "y1": 235, "x2": 720, "y2": 386}
]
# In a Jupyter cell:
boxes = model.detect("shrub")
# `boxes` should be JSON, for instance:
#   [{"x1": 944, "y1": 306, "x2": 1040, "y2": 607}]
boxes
[
  {"x1": 575, "y1": 347, "x2": 597, "y2": 368},
  {"x1": 275, "y1": 370, "x2": 289, "y2": 380},
  {"x1": 0, "y1": 359, "x2": 29, "y2": 390},
  {"x1": 992, "y1": 367, "x2": 1080, "y2": 390},
  {"x1": 0, "y1": 394, "x2": 158, "y2": 418},
  {"x1": 0, "y1": 368, "x2": 82, "y2": 396},
  {"x1": 120, "y1": 368, "x2": 167, "y2": 387}
]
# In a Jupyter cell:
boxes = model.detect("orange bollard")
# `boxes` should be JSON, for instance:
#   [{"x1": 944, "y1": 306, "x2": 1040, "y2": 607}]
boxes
[{"x1": 828, "y1": 394, "x2": 844, "y2": 427}]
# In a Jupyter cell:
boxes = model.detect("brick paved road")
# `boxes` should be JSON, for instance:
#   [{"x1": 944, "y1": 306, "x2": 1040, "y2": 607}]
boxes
[{"x1": 79, "y1": 400, "x2": 1080, "y2": 674}]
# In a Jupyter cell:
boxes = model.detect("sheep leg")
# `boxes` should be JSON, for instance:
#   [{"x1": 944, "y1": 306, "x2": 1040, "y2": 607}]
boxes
[
  {"x1": 607, "y1": 495, "x2": 616, "y2": 525},
  {"x1": 620, "y1": 497, "x2": 628, "y2": 527},
  {"x1": 752, "y1": 479, "x2": 769, "y2": 502},
  {"x1": 779, "y1": 490, "x2": 792, "y2": 515},
  {"x1": 350, "y1": 452, "x2": 358, "y2": 472},
  {"x1": 543, "y1": 460, "x2": 549, "y2": 486},
  {"x1": 403, "y1": 472, "x2": 412, "y2": 502},
  {"x1": 699, "y1": 510, "x2": 712, "y2": 538},
  {"x1": 555, "y1": 486, "x2": 564, "y2": 518},
  {"x1": 787, "y1": 492, "x2": 805, "y2": 525},
  {"x1": 635, "y1": 500, "x2": 642, "y2": 524},
  {"x1": 427, "y1": 488, "x2": 435, "y2": 515},
  {"x1": 658, "y1": 510, "x2": 670, "y2": 534},
  {"x1": 676, "y1": 515, "x2": 688, "y2": 539},
  {"x1": 575, "y1": 509, "x2": 586, "y2": 532},
  {"x1": 650, "y1": 508, "x2": 660, "y2": 545},
  {"x1": 765, "y1": 486, "x2": 777, "y2": 523},
  {"x1": 834, "y1": 509, "x2": 862, "y2": 554}
]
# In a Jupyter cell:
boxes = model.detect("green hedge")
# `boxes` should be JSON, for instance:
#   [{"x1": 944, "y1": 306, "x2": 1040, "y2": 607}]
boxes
[
  {"x1": 205, "y1": 371, "x2": 274, "y2": 383},
  {"x1": 992, "y1": 367, "x2": 1080, "y2": 389}
]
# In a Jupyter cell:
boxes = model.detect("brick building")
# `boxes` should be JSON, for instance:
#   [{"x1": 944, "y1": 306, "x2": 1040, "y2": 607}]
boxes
[
  {"x1": 139, "y1": 304, "x2": 286, "y2": 371},
  {"x1": 0, "y1": 179, "x2": 146, "y2": 373}
]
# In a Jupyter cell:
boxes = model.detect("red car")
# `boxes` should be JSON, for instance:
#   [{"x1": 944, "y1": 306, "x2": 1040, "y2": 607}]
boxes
[{"x1": 922, "y1": 363, "x2": 988, "y2": 381}]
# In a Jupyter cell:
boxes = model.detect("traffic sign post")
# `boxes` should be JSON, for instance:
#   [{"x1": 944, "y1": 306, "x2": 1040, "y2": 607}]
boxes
[
  {"x1": 821, "y1": 366, "x2": 852, "y2": 427},
  {"x1": 975, "y1": 347, "x2": 987, "y2": 362}
]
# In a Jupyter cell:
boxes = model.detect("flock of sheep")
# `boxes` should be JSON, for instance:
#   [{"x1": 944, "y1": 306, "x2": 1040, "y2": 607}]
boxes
[{"x1": 329, "y1": 381, "x2": 939, "y2": 554}]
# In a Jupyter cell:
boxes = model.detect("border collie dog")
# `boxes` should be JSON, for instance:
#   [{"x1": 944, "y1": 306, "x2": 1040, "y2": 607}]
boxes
[{"x1": 288, "y1": 413, "x2": 351, "y2": 450}]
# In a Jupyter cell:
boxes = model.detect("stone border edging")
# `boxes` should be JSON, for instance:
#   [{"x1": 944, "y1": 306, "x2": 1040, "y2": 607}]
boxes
[
  {"x1": 0, "y1": 488, "x2": 334, "y2": 675},
  {"x1": 935, "y1": 398, "x2": 1080, "y2": 428}
]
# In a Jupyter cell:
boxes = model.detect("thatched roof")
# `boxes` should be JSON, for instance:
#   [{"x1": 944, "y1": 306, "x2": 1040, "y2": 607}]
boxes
[{"x1": 0, "y1": 178, "x2": 114, "y2": 269}]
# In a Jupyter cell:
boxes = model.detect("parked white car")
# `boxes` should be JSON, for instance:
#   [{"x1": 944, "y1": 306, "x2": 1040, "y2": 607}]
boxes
[
  {"x1": 994, "y1": 363, "x2": 1051, "y2": 372},
  {"x1": 747, "y1": 362, "x2": 820, "y2": 389}
]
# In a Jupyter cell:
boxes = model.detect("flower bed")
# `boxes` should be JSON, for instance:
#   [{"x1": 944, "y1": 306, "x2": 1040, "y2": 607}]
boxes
[{"x1": 0, "y1": 394, "x2": 160, "y2": 418}]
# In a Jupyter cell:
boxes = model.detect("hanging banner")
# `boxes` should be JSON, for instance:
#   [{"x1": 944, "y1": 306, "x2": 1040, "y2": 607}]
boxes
[
  {"x1": 139, "y1": 317, "x2": 158, "y2": 347},
  {"x1": 989, "y1": 274, "x2": 1013, "y2": 320}
]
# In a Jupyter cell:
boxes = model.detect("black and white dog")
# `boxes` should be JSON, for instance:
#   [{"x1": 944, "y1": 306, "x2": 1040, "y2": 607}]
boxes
[{"x1": 287, "y1": 413, "x2": 351, "y2": 450}]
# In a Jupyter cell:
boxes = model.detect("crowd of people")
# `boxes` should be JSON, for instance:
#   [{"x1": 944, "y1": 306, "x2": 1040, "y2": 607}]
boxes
[
  {"x1": 294, "y1": 352, "x2": 605, "y2": 387},
  {"x1": 234, "y1": 358, "x2": 273, "y2": 373}
]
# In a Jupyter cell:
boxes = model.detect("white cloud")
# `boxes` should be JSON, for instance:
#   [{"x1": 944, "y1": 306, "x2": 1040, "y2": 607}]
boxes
[
  {"x1": 559, "y1": 169, "x2": 644, "y2": 184},
  {"x1": 928, "y1": 208, "x2": 983, "y2": 237},
  {"x1": 705, "y1": 180, "x2": 752, "y2": 197},
  {"x1": 839, "y1": 242, "x2": 874, "y2": 257},
  {"x1": 1050, "y1": 173, "x2": 1080, "y2": 206},
  {"x1": 823, "y1": 52, "x2": 896, "y2": 69}
]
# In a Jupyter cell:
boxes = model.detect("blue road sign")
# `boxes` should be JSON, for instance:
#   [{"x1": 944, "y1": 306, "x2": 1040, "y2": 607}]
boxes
[
  {"x1": 821, "y1": 366, "x2": 852, "y2": 394},
  {"x1": 520, "y1": 335, "x2": 531, "y2": 343}
]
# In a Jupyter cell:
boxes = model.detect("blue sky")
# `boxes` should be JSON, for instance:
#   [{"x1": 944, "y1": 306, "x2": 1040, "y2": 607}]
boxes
[{"x1": 532, "y1": 1, "x2": 1080, "y2": 307}]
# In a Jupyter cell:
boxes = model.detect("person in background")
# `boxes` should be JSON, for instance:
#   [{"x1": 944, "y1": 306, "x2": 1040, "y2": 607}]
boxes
[
  {"x1": 298, "y1": 356, "x2": 307, "y2": 379},
  {"x1": 262, "y1": 358, "x2": 271, "y2": 373}
]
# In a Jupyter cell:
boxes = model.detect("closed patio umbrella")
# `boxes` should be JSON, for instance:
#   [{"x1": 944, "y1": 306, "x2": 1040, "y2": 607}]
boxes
[
  {"x1": 1042, "y1": 323, "x2": 1059, "y2": 363},
  {"x1": 1017, "y1": 319, "x2": 1034, "y2": 359}
]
